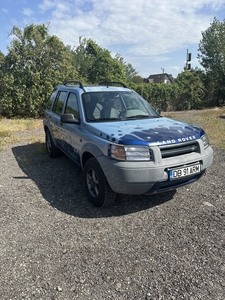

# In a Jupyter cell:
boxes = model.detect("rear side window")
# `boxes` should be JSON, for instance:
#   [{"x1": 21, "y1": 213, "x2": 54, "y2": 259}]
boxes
[
  {"x1": 47, "y1": 89, "x2": 58, "y2": 110},
  {"x1": 52, "y1": 91, "x2": 67, "y2": 115}
]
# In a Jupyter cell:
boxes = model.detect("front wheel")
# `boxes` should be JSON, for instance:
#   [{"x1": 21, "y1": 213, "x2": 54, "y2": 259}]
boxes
[{"x1": 84, "y1": 158, "x2": 116, "y2": 207}]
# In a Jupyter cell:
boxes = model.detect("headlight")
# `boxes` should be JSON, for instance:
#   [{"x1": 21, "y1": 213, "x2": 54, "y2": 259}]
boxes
[
  {"x1": 109, "y1": 144, "x2": 153, "y2": 161},
  {"x1": 201, "y1": 133, "x2": 209, "y2": 149}
]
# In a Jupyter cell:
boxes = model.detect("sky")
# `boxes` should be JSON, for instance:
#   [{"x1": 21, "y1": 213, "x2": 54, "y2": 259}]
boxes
[{"x1": 0, "y1": 0, "x2": 224, "y2": 78}]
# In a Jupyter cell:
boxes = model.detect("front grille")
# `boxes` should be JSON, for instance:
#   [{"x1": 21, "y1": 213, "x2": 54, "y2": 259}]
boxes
[{"x1": 159, "y1": 141, "x2": 199, "y2": 158}]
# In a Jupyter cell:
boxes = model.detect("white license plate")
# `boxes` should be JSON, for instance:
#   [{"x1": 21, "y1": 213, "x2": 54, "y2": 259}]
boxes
[{"x1": 169, "y1": 163, "x2": 201, "y2": 180}]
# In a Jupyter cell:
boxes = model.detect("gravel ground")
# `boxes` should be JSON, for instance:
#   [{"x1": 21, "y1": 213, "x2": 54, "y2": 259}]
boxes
[{"x1": 0, "y1": 128, "x2": 224, "y2": 300}]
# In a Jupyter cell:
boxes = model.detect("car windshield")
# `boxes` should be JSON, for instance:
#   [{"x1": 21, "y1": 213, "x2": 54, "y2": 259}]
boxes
[{"x1": 82, "y1": 91, "x2": 159, "y2": 122}]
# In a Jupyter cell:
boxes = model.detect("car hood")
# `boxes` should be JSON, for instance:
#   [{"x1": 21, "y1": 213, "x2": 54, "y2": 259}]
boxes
[{"x1": 86, "y1": 117, "x2": 204, "y2": 146}]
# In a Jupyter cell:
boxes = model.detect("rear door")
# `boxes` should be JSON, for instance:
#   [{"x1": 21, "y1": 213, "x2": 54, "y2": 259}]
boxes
[
  {"x1": 60, "y1": 92, "x2": 81, "y2": 164},
  {"x1": 50, "y1": 90, "x2": 68, "y2": 148}
]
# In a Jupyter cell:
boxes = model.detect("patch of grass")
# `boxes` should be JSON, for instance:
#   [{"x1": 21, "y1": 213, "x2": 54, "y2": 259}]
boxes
[
  {"x1": 0, "y1": 118, "x2": 43, "y2": 133},
  {"x1": 0, "y1": 118, "x2": 43, "y2": 150},
  {"x1": 0, "y1": 131, "x2": 12, "y2": 138},
  {"x1": 163, "y1": 108, "x2": 225, "y2": 150}
]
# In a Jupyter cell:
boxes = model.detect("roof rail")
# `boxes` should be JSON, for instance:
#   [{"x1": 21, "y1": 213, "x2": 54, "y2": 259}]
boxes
[
  {"x1": 99, "y1": 81, "x2": 128, "y2": 88},
  {"x1": 63, "y1": 80, "x2": 85, "y2": 91}
]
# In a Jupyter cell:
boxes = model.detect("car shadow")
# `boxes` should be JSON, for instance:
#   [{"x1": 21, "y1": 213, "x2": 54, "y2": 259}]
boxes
[
  {"x1": 219, "y1": 115, "x2": 225, "y2": 119},
  {"x1": 12, "y1": 142, "x2": 176, "y2": 219}
]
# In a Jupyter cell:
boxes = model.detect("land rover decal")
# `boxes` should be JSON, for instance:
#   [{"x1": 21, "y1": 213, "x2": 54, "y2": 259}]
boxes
[{"x1": 155, "y1": 135, "x2": 197, "y2": 146}]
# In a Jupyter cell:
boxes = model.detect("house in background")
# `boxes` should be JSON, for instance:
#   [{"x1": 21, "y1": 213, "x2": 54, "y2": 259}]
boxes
[{"x1": 144, "y1": 73, "x2": 173, "y2": 84}]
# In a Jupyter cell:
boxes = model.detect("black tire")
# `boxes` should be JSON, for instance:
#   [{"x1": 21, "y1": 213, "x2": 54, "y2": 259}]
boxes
[
  {"x1": 45, "y1": 129, "x2": 62, "y2": 158},
  {"x1": 84, "y1": 158, "x2": 116, "y2": 207}
]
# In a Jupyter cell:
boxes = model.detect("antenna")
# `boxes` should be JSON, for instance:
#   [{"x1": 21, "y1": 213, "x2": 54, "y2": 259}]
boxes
[{"x1": 184, "y1": 49, "x2": 191, "y2": 71}]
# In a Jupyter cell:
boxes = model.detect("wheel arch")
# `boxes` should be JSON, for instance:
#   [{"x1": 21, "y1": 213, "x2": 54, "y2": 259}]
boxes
[
  {"x1": 44, "y1": 124, "x2": 57, "y2": 147},
  {"x1": 81, "y1": 143, "x2": 104, "y2": 170},
  {"x1": 83, "y1": 156, "x2": 116, "y2": 207}
]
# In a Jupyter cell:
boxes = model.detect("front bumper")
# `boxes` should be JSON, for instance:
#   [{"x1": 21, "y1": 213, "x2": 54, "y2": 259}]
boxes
[{"x1": 97, "y1": 145, "x2": 213, "y2": 195}]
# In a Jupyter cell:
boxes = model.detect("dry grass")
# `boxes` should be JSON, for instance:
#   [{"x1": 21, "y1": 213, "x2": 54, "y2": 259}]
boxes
[
  {"x1": 163, "y1": 108, "x2": 225, "y2": 149},
  {"x1": 0, "y1": 118, "x2": 43, "y2": 150},
  {"x1": 0, "y1": 118, "x2": 43, "y2": 132}
]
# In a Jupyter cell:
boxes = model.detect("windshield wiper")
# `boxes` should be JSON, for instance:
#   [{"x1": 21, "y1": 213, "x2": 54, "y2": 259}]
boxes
[
  {"x1": 91, "y1": 117, "x2": 121, "y2": 122},
  {"x1": 125, "y1": 115, "x2": 151, "y2": 119}
]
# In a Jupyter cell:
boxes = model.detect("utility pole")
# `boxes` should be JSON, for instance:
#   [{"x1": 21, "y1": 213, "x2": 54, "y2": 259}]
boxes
[{"x1": 184, "y1": 49, "x2": 191, "y2": 71}]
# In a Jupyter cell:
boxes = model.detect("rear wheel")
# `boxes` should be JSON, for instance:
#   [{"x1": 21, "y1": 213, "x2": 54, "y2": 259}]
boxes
[
  {"x1": 45, "y1": 129, "x2": 62, "y2": 158},
  {"x1": 84, "y1": 158, "x2": 116, "y2": 207}
]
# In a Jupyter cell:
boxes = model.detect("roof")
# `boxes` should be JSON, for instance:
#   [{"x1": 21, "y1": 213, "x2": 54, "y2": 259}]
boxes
[
  {"x1": 57, "y1": 80, "x2": 130, "y2": 92},
  {"x1": 146, "y1": 73, "x2": 173, "y2": 84}
]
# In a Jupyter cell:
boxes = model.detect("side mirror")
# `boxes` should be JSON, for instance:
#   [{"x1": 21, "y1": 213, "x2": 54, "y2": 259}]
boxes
[
  {"x1": 60, "y1": 114, "x2": 79, "y2": 124},
  {"x1": 156, "y1": 108, "x2": 161, "y2": 115}
]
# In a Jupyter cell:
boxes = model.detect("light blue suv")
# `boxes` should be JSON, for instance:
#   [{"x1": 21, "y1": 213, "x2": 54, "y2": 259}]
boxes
[{"x1": 43, "y1": 81, "x2": 213, "y2": 207}]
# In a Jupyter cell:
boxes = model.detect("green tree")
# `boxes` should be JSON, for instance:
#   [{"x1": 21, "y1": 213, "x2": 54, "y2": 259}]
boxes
[
  {"x1": 1, "y1": 24, "x2": 78, "y2": 117},
  {"x1": 0, "y1": 51, "x2": 16, "y2": 117},
  {"x1": 133, "y1": 82, "x2": 178, "y2": 111},
  {"x1": 115, "y1": 54, "x2": 139, "y2": 82},
  {"x1": 173, "y1": 71, "x2": 205, "y2": 110},
  {"x1": 198, "y1": 17, "x2": 225, "y2": 106},
  {"x1": 131, "y1": 75, "x2": 144, "y2": 84},
  {"x1": 72, "y1": 37, "x2": 126, "y2": 83}
]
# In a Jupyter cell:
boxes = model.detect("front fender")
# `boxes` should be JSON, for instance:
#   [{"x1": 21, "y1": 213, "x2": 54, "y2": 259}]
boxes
[{"x1": 80, "y1": 143, "x2": 105, "y2": 170}]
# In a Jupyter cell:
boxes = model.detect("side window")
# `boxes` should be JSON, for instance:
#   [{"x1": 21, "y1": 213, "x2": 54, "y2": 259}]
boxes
[
  {"x1": 52, "y1": 91, "x2": 67, "y2": 115},
  {"x1": 65, "y1": 93, "x2": 79, "y2": 120},
  {"x1": 47, "y1": 89, "x2": 57, "y2": 110}
]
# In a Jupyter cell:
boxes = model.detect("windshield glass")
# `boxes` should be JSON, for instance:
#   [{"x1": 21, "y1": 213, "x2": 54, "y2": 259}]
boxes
[{"x1": 82, "y1": 91, "x2": 159, "y2": 122}]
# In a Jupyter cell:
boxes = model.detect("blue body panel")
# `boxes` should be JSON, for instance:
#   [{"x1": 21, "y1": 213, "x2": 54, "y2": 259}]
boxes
[{"x1": 86, "y1": 117, "x2": 204, "y2": 146}]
